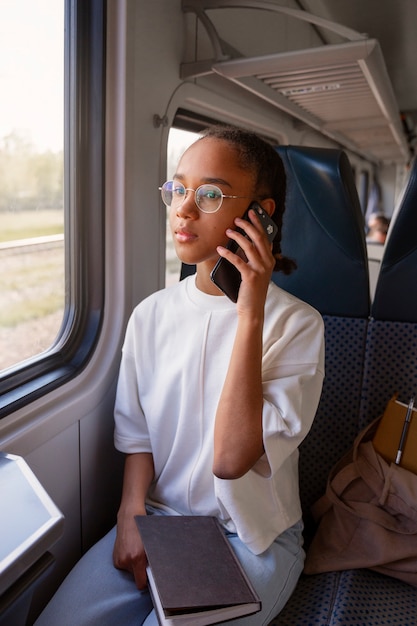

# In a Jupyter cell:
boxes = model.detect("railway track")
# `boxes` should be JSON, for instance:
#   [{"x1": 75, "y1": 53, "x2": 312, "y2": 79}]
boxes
[{"x1": 0, "y1": 234, "x2": 64, "y2": 255}]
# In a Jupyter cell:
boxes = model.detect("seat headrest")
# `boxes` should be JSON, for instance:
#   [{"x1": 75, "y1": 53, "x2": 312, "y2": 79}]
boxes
[
  {"x1": 372, "y1": 158, "x2": 417, "y2": 322},
  {"x1": 274, "y1": 146, "x2": 370, "y2": 318}
]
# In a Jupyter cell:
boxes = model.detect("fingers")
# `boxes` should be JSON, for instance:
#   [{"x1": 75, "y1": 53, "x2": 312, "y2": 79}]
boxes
[
  {"x1": 132, "y1": 560, "x2": 149, "y2": 590},
  {"x1": 216, "y1": 209, "x2": 275, "y2": 310},
  {"x1": 114, "y1": 548, "x2": 149, "y2": 590},
  {"x1": 113, "y1": 522, "x2": 149, "y2": 590},
  {"x1": 222, "y1": 210, "x2": 274, "y2": 268}
]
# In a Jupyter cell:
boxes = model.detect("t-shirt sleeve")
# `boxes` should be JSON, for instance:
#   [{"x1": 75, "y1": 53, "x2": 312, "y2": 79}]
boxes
[
  {"x1": 113, "y1": 316, "x2": 152, "y2": 454},
  {"x1": 256, "y1": 304, "x2": 325, "y2": 477}
]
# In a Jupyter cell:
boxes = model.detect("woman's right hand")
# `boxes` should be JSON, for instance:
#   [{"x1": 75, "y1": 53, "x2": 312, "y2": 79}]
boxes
[
  {"x1": 113, "y1": 512, "x2": 148, "y2": 589},
  {"x1": 113, "y1": 452, "x2": 155, "y2": 589}
]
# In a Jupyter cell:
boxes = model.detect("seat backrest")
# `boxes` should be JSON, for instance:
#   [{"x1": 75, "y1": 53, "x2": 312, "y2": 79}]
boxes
[
  {"x1": 360, "y1": 158, "x2": 417, "y2": 430},
  {"x1": 371, "y1": 158, "x2": 417, "y2": 323},
  {"x1": 274, "y1": 146, "x2": 370, "y2": 538},
  {"x1": 274, "y1": 146, "x2": 369, "y2": 317}
]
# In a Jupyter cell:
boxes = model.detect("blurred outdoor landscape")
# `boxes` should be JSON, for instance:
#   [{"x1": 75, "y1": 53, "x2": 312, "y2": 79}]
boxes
[{"x1": 0, "y1": 132, "x2": 64, "y2": 370}]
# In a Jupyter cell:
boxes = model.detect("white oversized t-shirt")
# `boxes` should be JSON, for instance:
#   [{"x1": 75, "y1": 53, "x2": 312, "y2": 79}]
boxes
[{"x1": 114, "y1": 275, "x2": 324, "y2": 554}]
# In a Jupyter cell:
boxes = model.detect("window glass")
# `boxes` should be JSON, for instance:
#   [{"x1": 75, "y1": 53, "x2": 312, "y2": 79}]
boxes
[{"x1": 0, "y1": 0, "x2": 64, "y2": 371}]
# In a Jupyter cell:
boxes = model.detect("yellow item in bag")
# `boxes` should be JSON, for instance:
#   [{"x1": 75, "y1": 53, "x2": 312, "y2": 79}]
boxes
[{"x1": 372, "y1": 394, "x2": 417, "y2": 474}]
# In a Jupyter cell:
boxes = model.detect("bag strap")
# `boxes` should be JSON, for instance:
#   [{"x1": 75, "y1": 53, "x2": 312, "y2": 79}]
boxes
[{"x1": 325, "y1": 416, "x2": 379, "y2": 492}]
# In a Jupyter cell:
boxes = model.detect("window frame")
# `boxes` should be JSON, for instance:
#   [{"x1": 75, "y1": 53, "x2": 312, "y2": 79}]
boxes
[{"x1": 0, "y1": 0, "x2": 106, "y2": 418}]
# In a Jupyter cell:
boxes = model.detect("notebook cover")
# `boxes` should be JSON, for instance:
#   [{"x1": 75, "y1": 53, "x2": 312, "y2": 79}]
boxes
[
  {"x1": 135, "y1": 515, "x2": 260, "y2": 614},
  {"x1": 372, "y1": 397, "x2": 417, "y2": 473}
]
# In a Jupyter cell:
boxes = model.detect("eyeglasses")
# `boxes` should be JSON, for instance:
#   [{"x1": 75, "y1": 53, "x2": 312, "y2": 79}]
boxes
[{"x1": 159, "y1": 180, "x2": 251, "y2": 214}]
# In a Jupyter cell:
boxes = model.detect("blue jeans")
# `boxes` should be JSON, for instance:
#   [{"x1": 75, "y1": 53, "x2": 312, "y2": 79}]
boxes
[{"x1": 34, "y1": 518, "x2": 304, "y2": 626}]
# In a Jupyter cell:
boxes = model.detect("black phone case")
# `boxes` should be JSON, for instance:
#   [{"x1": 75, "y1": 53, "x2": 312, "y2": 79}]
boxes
[{"x1": 210, "y1": 202, "x2": 278, "y2": 302}]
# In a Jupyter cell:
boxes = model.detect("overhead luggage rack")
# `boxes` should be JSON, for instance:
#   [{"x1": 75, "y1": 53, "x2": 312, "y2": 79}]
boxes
[{"x1": 182, "y1": 1, "x2": 410, "y2": 164}]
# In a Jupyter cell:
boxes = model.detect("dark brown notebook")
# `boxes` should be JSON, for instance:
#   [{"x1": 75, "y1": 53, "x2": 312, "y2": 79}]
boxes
[{"x1": 135, "y1": 515, "x2": 261, "y2": 625}]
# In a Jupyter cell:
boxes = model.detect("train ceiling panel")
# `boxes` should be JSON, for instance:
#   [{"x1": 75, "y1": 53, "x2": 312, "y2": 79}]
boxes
[{"x1": 182, "y1": 1, "x2": 411, "y2": 164}]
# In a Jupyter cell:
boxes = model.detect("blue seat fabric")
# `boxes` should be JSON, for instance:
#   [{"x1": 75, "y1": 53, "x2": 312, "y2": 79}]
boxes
[
  {"x1": 274, "y1": 146, "x2": 369, "y2": 318},
  {"x1": 371, "y1": 158, "x2": 417, "y2": 323},
  {"x1": 271, "y1": 569, "x2": 417, "y2": 626}
]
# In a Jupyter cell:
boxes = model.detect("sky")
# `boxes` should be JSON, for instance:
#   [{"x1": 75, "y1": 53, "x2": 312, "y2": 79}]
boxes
[{"x1": 0, "y1": 0, "x2": 64, "y2": 152}]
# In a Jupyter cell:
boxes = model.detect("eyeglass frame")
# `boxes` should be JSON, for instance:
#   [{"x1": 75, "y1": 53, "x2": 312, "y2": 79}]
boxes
[{"x1": 159, "y1": 180, "x2": 253, "y2": 214}]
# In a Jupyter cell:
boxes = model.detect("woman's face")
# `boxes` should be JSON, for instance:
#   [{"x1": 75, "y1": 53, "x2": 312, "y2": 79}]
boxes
[{"x1": 169, "y1": 137, "x2": 256, "y2": 271}]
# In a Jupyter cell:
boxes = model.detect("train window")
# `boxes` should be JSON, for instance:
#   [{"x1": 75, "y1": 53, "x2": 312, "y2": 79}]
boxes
[
  {"x1": 0, "y1": 0, "x2": 64, "y2": 372},
  {"x1": 0, "y1": 0, "x2": 105, "y2": 417}
]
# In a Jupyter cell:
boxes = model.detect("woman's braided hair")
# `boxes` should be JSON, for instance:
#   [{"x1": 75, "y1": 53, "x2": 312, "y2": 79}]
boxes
[{"x1": 199, "y1": 125, "x2": 296, "y2": 274}]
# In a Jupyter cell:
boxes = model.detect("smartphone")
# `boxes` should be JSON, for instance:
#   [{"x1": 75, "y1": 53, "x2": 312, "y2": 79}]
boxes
[{"x1": 210, "y1": 201, "x2": 278, "y2": 302}]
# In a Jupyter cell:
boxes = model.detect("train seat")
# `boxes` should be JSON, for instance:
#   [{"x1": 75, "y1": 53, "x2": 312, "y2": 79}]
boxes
[
  {"x1": 360, "y1": 157, "x2": 417, "y2": 428},
  {"x1": 271, "y1": 149, "x2": 417, "y2": 623},
  {"x1": 274, "y1": 146, "x2": 369, "y2": 318},
  {"x1": 273, "y1": 146, "x2": 370, "y2": 530},
  {"x1": 370, "y1": 157, "x2": 417, "y2": 324},
  {"x1": 342, "y1": 159, "x2": 417, "y2": 622}
]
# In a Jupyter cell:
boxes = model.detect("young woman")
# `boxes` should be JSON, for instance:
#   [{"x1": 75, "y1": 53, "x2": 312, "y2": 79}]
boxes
[{"x1": 35, "y1": 126, "x2": 325, "y2": 625}]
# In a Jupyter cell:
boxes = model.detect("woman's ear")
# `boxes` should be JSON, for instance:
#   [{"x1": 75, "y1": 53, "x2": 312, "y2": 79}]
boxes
[{"x1": 260, "y1": 198, "x2": 275, "y2": 217}]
